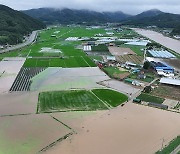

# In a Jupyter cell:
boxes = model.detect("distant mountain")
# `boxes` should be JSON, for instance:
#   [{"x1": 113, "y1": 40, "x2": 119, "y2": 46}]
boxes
[
  {"x1": 133, "y1": 9, "x2": 163, "y2": 19},
  {"x1": 22, "y1": 8, "x2": 131, "y2": 25},
  {"x1": 0, "y1": 5, "x2": 46, "y2": 45},
  {"x1": 123, "y1": 9, "x2": 180, "y2": 28},
  {"x1": 22, "y1": 7, "x2": 180, "y2": 30}
]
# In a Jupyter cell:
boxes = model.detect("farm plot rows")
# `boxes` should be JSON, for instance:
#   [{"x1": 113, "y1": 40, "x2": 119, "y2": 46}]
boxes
[
  {"x1": 116, "y1": 55, "x2": 143, "y2": 64},
  {"x1": 37, "y1": 89, "x2": 128, "y2": 113},
  {"x1": 10, "y1": 67, "x2": 46, "y2": 91},
  {"x1": 23, "y1": 57, "x2": 96, "y2": 67}
]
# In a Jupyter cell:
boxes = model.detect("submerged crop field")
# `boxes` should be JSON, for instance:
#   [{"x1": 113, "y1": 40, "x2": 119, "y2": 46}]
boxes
[{"x1": 37, "y1": 89, "x2": 128, "y2": 113}]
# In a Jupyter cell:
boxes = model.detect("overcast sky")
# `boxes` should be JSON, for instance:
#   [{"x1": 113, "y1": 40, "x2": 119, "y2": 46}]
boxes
[{"x1": 1, "y1": 0, "x2": 180, "y2": 15}]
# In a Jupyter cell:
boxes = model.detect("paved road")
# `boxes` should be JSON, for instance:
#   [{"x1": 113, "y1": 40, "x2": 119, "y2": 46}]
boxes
[
  {"x1": 0, "y1": 31, "x2": 38, "y2": 54},
  {"x1": 134, "y1": 28, "x2": 180, "y2": 55}
]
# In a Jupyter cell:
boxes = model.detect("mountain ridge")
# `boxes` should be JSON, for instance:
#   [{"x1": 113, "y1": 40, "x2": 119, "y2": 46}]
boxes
[
  {"x1": 22, "y1": 8, "x2": 132, "y2": 24},
  {"x1": 0, "y1": 4, "x2": 46, "y2": 45}
]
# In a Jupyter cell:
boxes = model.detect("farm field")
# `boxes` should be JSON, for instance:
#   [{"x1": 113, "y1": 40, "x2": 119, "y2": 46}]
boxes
[
  {"x1": 116, "y1": 54, "x2": 144, "y2": 64},
  {"x1": 92, "y1": 44, "x2": 109, "y2": 52},
  {"x1": 151, "y1": 85, "x2": 180, "y2": 101},
  {"x1": 108, "y1": 47, "x2": 135, "y2": 56},
  {"x1": 120, "y1": 44, "x2": 145, "y2": 56},
  {"x1": 0, "y1": 27, "x2": 105, "y2": 58},
  {"x1": 38, "y1": 89, "x2": 128, "y2": 113},
  {"x1": 38, "y1": 90, "x2": 108, "y2": 113},
  {"x1": 92, "y1": 89, "x2": 128, "y2": 107},
  {"x1": 137, "y1": 93, "x2": 165, "y2": 104},
  {"x1": 0, "y1": 27, "x2": 106, "y2": 68}
]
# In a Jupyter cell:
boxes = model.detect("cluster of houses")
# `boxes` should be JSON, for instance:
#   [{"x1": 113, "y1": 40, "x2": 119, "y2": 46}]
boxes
[{"x1": 64, "y1": 26, "x2": 180, "y2": 88}]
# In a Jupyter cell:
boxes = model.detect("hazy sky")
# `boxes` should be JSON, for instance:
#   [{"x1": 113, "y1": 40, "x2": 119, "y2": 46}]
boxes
[{"x1": 0, "y1": 0, "x2": 180, "y2": 15}]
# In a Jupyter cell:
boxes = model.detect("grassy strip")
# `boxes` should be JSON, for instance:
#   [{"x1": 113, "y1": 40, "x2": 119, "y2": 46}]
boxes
[
  {"x1": 137, "y1": 93, "x2": 165, "y2": 104},
  {"x1": 92, "y1": 89, "x2": 128, "y2": 107},
  {"x1": 156, "y1": 136, "x2": 180, "y2": 154}
]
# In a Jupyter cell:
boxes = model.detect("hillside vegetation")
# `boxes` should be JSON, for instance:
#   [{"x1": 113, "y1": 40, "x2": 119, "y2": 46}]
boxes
[
  {"x1": 123, "y1": 12, "x2": 180, "y2": 28},
  {"x1": 23, "y1": 8, "x2": 131, "y2": 25},
  {"x1": 171, "y1": 25, "x2": 180, "y2": 35},
  {"x1": 0, "y1": 5, "x2": 46, "y2": 45}
]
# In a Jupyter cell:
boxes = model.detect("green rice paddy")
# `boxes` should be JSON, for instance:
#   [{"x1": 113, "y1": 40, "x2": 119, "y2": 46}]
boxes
[
  {"x1": 137, "y1": 93, "x2": 165, "y2": 104},
  {"x1": 38, "y1": 89, "x2": 128, "y2": 113},
  {"x1": 23, "y1": 56, "x2": 96, "y2": 67},
  {"x1": 92, "y1": 89, "x2": 128, "y2": 107}
]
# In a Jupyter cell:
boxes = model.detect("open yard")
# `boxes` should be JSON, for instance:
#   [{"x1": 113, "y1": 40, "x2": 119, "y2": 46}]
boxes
[
  {"x1": 128, "y1": 72, "x2": 155, "y2": 83},
  {"x1": 37, "y1": 89, "x2": 128, "y2": 113}
]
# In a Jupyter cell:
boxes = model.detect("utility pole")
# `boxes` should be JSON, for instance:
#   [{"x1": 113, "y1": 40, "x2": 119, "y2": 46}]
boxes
[{"x1": 143, "y1": 48, "x2": 147, "y2": 63}]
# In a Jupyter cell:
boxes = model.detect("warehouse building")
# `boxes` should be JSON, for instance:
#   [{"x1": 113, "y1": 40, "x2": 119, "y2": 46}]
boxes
[
  {"x1": 160, "y1": 78, "x2": 180, "y2": 86},
  {"x1": 150, "y1": 61, "x2": 174, "y2": 73}
]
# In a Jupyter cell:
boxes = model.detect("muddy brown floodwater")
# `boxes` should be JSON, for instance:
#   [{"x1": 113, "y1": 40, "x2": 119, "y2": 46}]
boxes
[
  {"x1": 46, "y1": 103, "x2": 180, "y2": 154},
  {"x1": 134, "y1": 28, "x2": 180, "y2": 54}
]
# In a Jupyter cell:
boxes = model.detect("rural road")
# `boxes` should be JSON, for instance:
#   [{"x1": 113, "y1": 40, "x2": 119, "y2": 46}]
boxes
[
  {"x1": 134, "y1": 28, "x2": 180, "y2": 55},
  {"x1": 0, "y1": 30, "x2": 38, "y2": 54}
]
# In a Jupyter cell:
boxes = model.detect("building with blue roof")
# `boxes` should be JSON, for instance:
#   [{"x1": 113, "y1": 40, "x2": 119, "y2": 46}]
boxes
[{"x1": 150, "y1": 61, "x2": 174, "y2": 73}]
